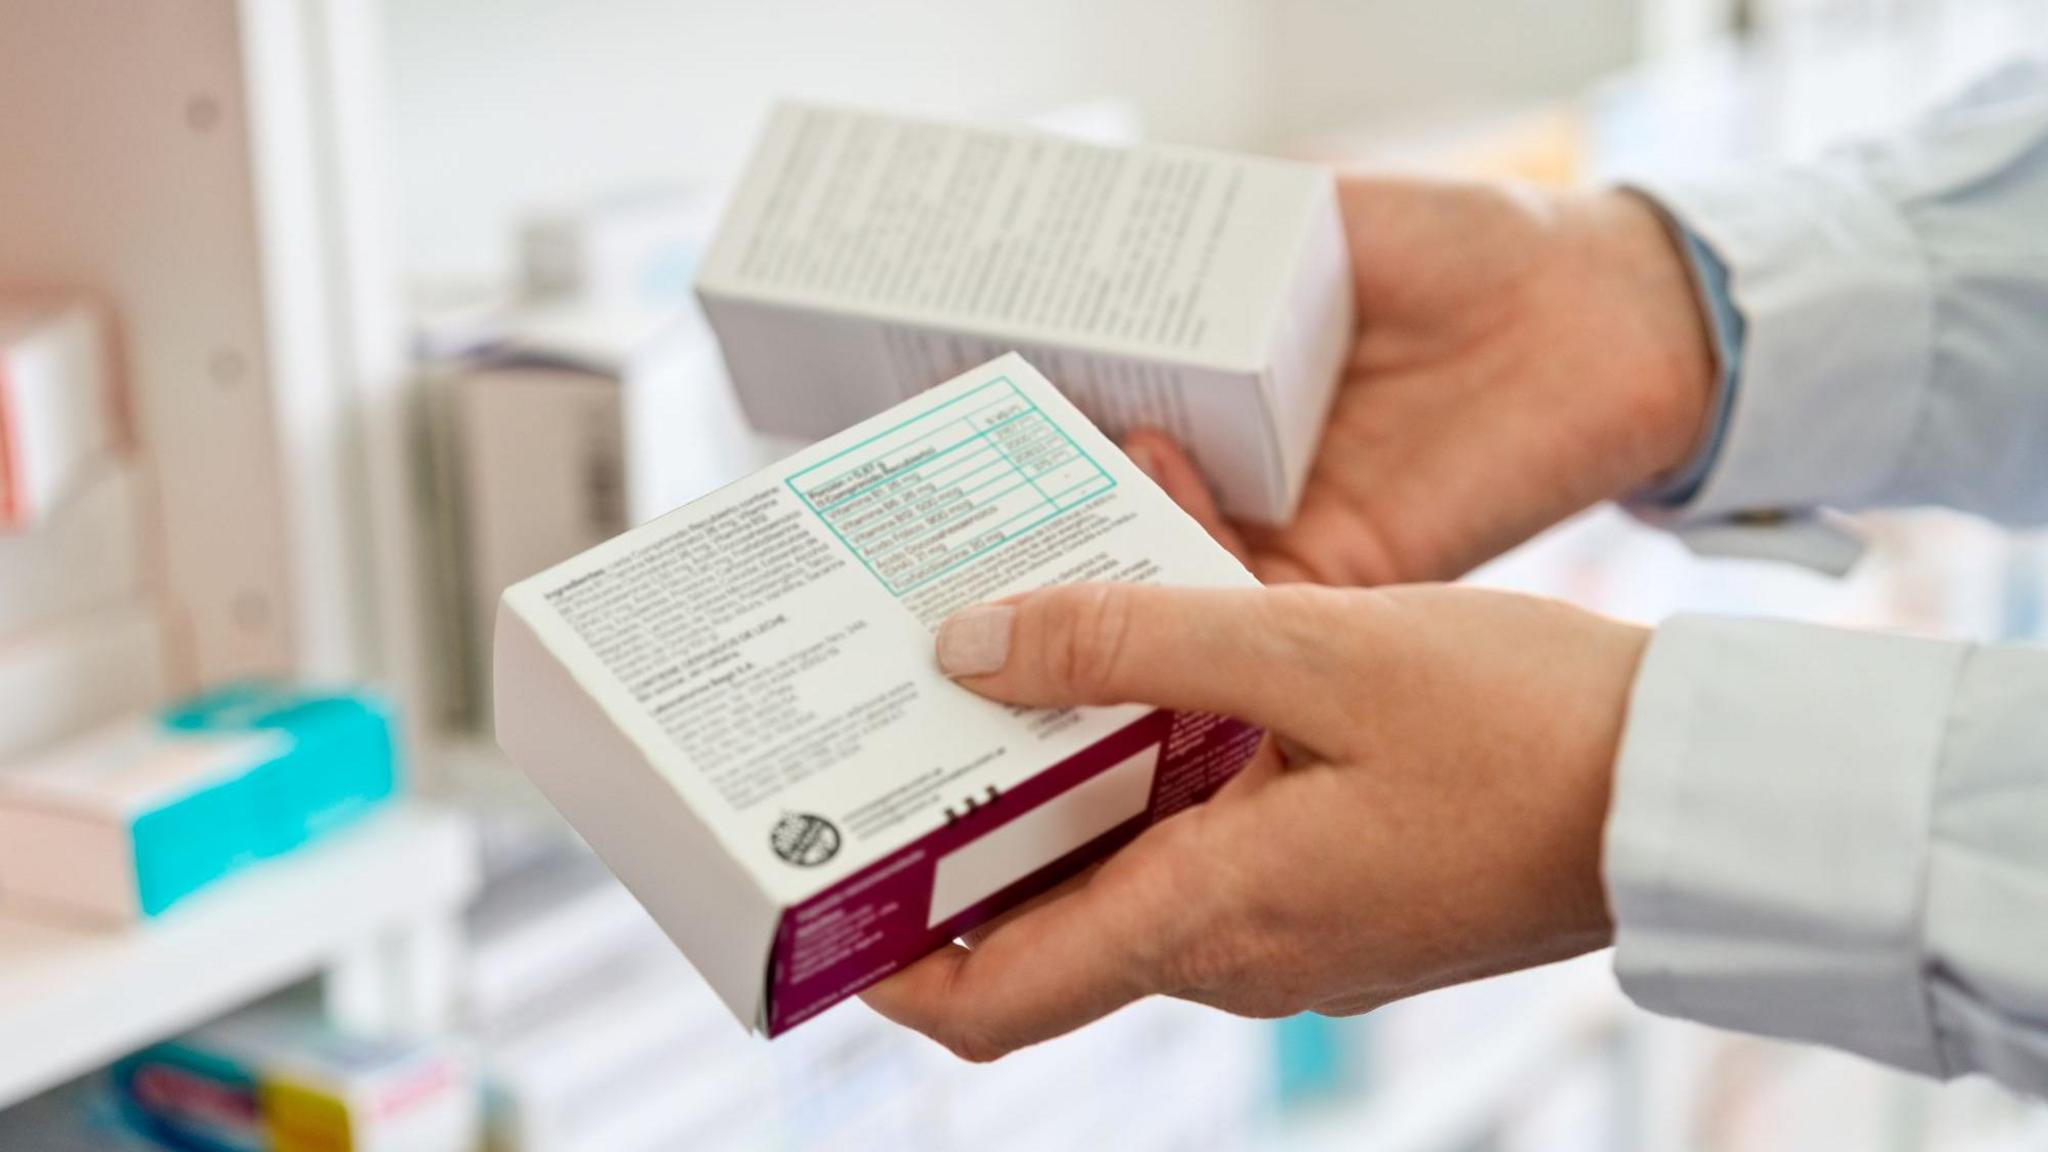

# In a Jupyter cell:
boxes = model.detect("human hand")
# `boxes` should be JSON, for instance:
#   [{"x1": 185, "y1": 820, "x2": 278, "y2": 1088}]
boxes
[
  {"x1": 1128, "y1": 177, "x2": 1716, "y2": 585},
  {"x1": 861, "y1": 580, "x2": 1645, "y2": 1061}
]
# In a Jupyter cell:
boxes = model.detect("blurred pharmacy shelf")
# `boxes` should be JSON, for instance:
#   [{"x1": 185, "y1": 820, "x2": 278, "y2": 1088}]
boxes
[
  {"x1": 0, "y1": 805, "x2": 476, "y2": 1112},
  {"x1": 1266, "y1": 958, "x2": 1626, "y2": 1152}
]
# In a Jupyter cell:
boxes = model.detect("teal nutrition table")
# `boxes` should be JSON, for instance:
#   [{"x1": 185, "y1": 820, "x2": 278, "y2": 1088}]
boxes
[{"x1": 790, "y1": 377, "x2": 1116, "y2": 596}]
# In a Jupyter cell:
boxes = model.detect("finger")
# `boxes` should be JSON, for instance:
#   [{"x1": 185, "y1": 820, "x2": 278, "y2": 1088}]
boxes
[
  {"x1": 861, "y1": 864, "x2": 1168, "y2": 1061},
  {"x1": 1235, "y1": 535, "x2": 1321, "y2": 585},
  {"x1": 959, "y1": 865, "x2": 1097, "y2": 950},
  {"x1": 1121, "y1": 431, "x2": 1250, "y2": 566},
  {"x1": 1213, "y1": 736, "x2": 1290, "y2": 801},
  {"x1": 933, "y1": 583, "x2": 1341, "y2": 739}
]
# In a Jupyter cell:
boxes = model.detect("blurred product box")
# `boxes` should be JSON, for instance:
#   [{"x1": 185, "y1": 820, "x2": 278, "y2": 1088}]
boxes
[
  {"x1": 448, "y1": 363, "x2": 625, "y2": 713},
  {"x1": 0, "y1": 599, "x2": 165, "y2": 762},
  {"x1": 1273, "y1": 1012, "x2": 1363, "y2": 1106},
  {"x1": 0, "y1": 463, "x2": 148, "y2": 637},
  {"x1": 0, "y1": 1081, "x2": 163, "y2": 1151},
  {"x1": 697, "y1": 102, "x2": 1354, "y2": 525},
  {"x1": 495, "y1": 354, "x2": 1261, "y2": 1035},
  {"x1": 0, "y1": 682, "x2": 397, "y2": 924},
  {"x1": 480, "y1": 957, "x2": 752, "y2": 1152},
  {"x1": 1025, "y1": 98, "x2": 1144, "y2": 146},
  {"x1": 448, "y1": 302, "x2": 761, "y2": 525},
  {"x1": 0, "y1": 294, "x2": 118, "y2": 530},
  {"x1": 521, "y1": 189, "x2": 714, "y2": 313},
  {"x1": 934, "y1": 999, "x2": 1259, "y2": 1152},
  {"x1": 424, "y1": 300, "x2": 764, "y2": 726},
  {"x1": 768, "y1": 1005, "x2": 929, "y2": 1151},
  {"x1": 461, "y1": 845, "x2": 668, "y2": 1030},
  {"x1": 464, "y1": 848, "x2": 778, "y2": 1151},
  {"x1": 110, "y1": 1002, "x2": 478, "y2": 1152}
]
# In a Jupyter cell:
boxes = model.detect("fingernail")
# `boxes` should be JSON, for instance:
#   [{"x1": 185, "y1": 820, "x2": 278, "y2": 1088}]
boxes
[
  {"x1": 937, "y1": 605, "x2": 1015, "y2": 677},
  {"x1": 1125, "y1": 443, "x2": 1164, "y2": 484}
]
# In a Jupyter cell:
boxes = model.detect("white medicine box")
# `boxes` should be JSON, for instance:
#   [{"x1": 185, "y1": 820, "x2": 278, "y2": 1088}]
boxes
[
  {"x1": 495, "y1": 354, "x2": 1265, "y2": 1035},
  {"x1": 696, "y1": 103, "x2": 1354, "y2": 525},
  {"x1": 0, "y1": 295, "x2": 118, "y2": 531}
]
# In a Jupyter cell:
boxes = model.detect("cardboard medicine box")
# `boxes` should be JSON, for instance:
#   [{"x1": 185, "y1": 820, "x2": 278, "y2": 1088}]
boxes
[
  {"x1": 0, "y1": 683, "x2": 398, "y2": 923},
  {"x1": 0, "y1": 463, "x2": 148, "y2": 637},
  {"x1": 111, "y1": 1003, "x2": 479, "y2": 1152},
  {"x1": 696, "y1": 102, "x2": 1354, "y2": 525},
  {"x1": 495, "y1": 353, "x2": 1265, "y2": 1035},
  {"x1": 0, "y1": 294, "x2": 118, "y2": 530}
]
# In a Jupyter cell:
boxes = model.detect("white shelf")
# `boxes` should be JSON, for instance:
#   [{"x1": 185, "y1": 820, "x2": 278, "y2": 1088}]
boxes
[{"x1": 0, "y1": 805, "x2": 477, "y2": 1110}]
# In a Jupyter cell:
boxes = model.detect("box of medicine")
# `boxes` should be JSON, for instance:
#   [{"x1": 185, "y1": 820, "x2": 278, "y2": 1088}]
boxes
[
  {"x1": 480, "y1": 956, "x2": 743, "y2": 1152},
  {"x1": 0, "y1": 601, "x2": 166, "y2": 762},
  {"x1": 0, "y1": 294, "x2": 118, "y2": 530},
  {"x1": 696, "y1": 103, "x2": 1354, "y2": 525},
  {"x1": 0, "y1": 464, "x2": 148, "y2": 636},
  {"x1": 0, "y1": 683, "x2": 399, "y2": 923},
  {"x1": 462, "y1": 847, "x2": 668, "y2": 1030},
  {"x1": 426, "y1": 300, "x2": 759, "y2": 725},
  {"x1": 0, "y1": 1082, "x2": 164, "y2": 1151},
  {"x1": 111, "y1": 1003, "x2": 479, "y2": 1152},
  {"x1": 495, "y1": 353, "x2": 1265, "y2": 1035},
  {"x1": 521, "y1": 189, "x2": 713, "y2": 313}
]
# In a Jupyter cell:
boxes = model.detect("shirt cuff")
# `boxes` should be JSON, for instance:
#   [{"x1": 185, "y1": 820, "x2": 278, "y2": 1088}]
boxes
[
  {"x1": 1632, "y1": 170, "x2": 1935, "y2": 524},
  {"x1": 1632, "y1": 212, "x2": 1743, "y2": 507},
  {"x1": 1606, "y1": 614, "x2": 1969, "y2": 1077}
]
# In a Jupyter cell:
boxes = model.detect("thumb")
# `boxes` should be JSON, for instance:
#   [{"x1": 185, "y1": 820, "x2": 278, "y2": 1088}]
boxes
[
  {"x1": 861, "y1": 863, "x2": 1157, "y2": 1061},
  {"x1": 863, "y1": 789, "x2": 1263, "y2": 1061},
  {"x1": 933, "y1": 583, "x2": 1339, "y2": 740}
]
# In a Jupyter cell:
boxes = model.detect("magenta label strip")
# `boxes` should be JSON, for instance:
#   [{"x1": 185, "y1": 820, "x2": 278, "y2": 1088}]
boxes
[{"x1": 764, "y1": 708, "x2": 1265, "y2": 1035}]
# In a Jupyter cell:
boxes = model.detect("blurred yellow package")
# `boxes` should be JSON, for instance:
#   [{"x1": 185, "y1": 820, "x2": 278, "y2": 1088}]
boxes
[{"x1": 110, "y1": 1003, "x2": 479, "y2": 1152}]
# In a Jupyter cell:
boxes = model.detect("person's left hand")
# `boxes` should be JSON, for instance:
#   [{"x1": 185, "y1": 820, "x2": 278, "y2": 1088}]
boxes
[{"x1": 862, "y1": 580, "x2": 1645, "y2": 1061}]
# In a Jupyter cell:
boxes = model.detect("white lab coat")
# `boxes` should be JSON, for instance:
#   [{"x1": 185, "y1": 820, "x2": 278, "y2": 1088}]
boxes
[{"x1": 1610, "y1": 60, "x2": 2048, "y2": 1095}]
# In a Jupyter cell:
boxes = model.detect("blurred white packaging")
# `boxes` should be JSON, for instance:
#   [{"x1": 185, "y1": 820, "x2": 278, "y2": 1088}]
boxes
[
  {"x1": 462, "y1": 846, "x2": 669, "y2": 1030},
  {"x1": 451, "y1": 365, "x2": 625, "y2": 701},
  {"x1": 0, "y1": 601, "x2": 165, "y2": 762},
  {"x1": 482, "y1": 301, "x2": 778, "y2": 519},
  {"x1": 0, "y1": 295, "x2": 117, "y2": 530},
  {"x1": 430, "y1": 300, "x2": 763, "y2": 721},
  {"x1": 0, "y1": 464, "x2": 146, "y2": 637},
  {"x1": 521, "y1": 189, "x2": 715, "y2": 314},
  {"x1": 480, "y1": 956, "x2": 765, "y2": 1152},
  {"x1": 935, "y1": 999, "x2": 1261, "y2": 1152},
  {"x1": 1026, "y1": 98, "x2": 1144, "y2": 145},
  {"x1": 697, "y1": 102, "x2": 1354, "y2": 524}
]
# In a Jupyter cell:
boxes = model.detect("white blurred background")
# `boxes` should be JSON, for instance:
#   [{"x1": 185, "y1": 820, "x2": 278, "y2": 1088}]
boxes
[{"x1": 383, "y1": 0, "x2": 1641, "y2": 287}]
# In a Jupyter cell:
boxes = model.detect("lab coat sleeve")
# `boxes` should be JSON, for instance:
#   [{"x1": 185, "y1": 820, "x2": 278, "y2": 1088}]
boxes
[
  {"x1": 1607, "y1": 615, "x2": 2048, "y2": 1094},
  {"x1": 1636, "y1": 59, "x2": 2048, "y2": 535}
]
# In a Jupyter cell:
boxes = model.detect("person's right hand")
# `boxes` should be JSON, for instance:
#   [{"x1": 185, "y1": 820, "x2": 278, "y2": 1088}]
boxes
[
  {"x1": 1128, "y1": 177, "x2": 1718, "y2": 585},
  {"x1": 863, "y1": 580, "x2": 1644, "y2": 1061}
]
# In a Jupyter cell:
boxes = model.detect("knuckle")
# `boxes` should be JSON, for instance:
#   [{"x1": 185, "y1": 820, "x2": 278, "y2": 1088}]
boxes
[
  {"x1": 939, "y1": 1026, "x2": 1010, "y2": 1064},
  {"x1": 1048, "y1": 585, "x2": 1134, "y2": 700},
  {"x1": 1259, "y1": 585, "x2": 1347, "y2": 665},
  {"x1": 1260, "y1": 583, "x2": 1320, "y2": 632},
  {"x1": 1145, "y1": 815, "x2": 1257, "y2": 991}
]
